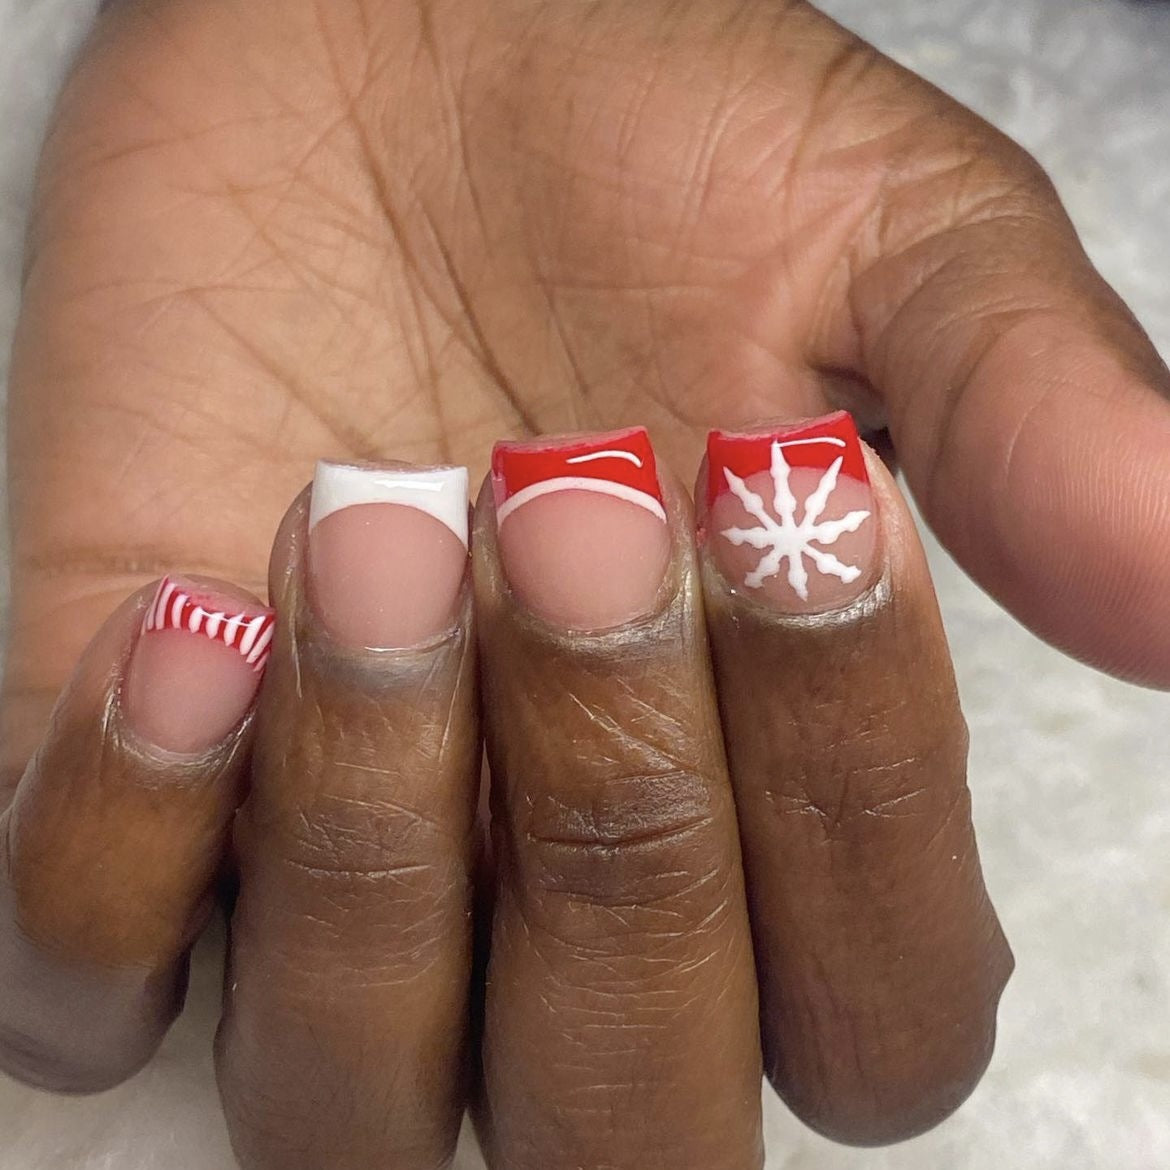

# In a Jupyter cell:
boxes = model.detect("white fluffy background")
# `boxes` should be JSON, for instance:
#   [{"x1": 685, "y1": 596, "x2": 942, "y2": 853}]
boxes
[{"x1": 1, "y1": 0, "x2": 1168, "y2": 1167}]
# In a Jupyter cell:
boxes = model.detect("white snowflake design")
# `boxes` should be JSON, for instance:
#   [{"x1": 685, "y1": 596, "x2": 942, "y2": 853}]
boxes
[{"x1": 719, "y1": 441, "x2": 871, "y2": 600}]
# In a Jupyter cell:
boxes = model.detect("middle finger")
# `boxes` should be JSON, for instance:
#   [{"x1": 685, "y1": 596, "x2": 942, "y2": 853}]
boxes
[{"x1": 474, "y1": 428, "x2": 764, "y2": 1170}]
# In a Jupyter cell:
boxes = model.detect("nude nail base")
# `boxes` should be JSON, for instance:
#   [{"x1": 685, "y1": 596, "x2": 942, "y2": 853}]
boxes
[{"x1": 308, "y1": 461, "x2": 470, "y2": 650}]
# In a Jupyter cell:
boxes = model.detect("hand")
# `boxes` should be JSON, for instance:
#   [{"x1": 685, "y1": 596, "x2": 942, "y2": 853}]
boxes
[
  {"x1": 5, "y1": 0, "x2": 1168, "y2": 771},
  {"x1": 1, "y1": 434, "x2": 1012, "y2": 1167},
  {"x1": 1, "y1": 0, "x2": 1167, "y2": 1164}
]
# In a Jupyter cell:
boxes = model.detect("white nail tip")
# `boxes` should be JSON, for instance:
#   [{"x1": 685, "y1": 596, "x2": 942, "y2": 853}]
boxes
[{"x1": 309, "y1": 461, "x2": 470, "y2": 549}]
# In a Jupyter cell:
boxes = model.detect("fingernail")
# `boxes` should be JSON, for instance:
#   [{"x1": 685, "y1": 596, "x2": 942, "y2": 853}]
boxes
[
  {"x1": 492, "y1": 427, "x2": 671, "y2": 630},
  {"x1": 123, "y1": 577, "x2": 275, "y2": 754},
  {"x1": 704, "y1": 411, "x2": 879, "y2": 613},
  {"x1": 308, "y1": 461, "x2": 469, "y2": 649}
]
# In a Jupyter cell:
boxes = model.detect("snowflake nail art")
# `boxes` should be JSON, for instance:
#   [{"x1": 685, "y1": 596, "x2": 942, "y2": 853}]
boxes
[{"x1": 706, "y1": 413, "x2": 878, "y2": 608}]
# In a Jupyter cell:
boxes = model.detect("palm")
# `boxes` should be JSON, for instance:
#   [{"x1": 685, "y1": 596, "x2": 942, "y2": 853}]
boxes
[
  {"x1": 16, "y1": 0, "x2": 893, "y2": 570},
  {"x1": 7, "y1": 0, "x2": 1169, "y2": 777}
]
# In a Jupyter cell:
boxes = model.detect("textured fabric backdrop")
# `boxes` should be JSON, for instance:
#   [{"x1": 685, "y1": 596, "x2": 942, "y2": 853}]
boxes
[{"x1": 0, "y1": 1, "x2": 1167, "y2": 1167}]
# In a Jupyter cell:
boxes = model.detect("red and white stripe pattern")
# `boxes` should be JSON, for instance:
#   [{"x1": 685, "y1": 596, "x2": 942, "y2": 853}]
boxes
[{"x1": 143, "y1": 577, "x2": 276, "y2": 673}]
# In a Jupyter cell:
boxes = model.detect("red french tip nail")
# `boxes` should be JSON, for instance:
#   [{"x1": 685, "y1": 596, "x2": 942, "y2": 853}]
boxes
[
  {"x1": 143, "y1": 577, "x2": 276, "y2": 673},
  {"x1": 491, "y1": 427, "x2": 666, "y2": 526}
]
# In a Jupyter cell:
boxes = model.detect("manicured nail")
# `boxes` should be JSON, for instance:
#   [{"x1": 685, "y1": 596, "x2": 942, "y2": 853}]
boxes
[
  {"x1": 123, "y1": 577, "x2": 275, "y2": 754},
  {"x1": 705, "y1": 411, "x2": 879, "y2": 613},
  {"x1": 492, "y1": 427, "x2": 671, "y2": 630},
  {"x1": 308, "y1": 461, "x2": 469, "y2": 650}
]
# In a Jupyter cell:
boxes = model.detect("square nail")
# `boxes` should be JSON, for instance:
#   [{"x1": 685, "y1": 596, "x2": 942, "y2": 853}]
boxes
[
  {"x1": 309, "y1": 461, "x2": 469, "y2": 650},
  {"x1": 491, "y1": 428, "x2": 671, "y2": 630},
  {"x1": 124, "y1": 577, "x2": 275, "y2": 754},
  {"x1": 705, "y1": 411, "x2": 879, "y2": 613}
]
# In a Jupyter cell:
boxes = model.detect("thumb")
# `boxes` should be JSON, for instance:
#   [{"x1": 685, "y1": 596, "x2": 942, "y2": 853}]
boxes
[{"x1": 828, "y1": 63, "x2": 1170, "y2": 687}]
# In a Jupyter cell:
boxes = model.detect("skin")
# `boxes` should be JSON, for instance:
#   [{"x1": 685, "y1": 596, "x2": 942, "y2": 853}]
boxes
[
  {"x1": 701, "y1": 449, "x2": 1013, "y2": 1145},
  {"x1": 474, "y1": 478, "x2": 764, "y2": 1169},
  {"x1": 0, "y1": 582, "x2": 254, "y2": 1092},
  {"x1": 1, "y1": 0, "x2": 1169, "y2": 1163},
  {"x1": 0, "y1": 461, "x2": 1009, "y2": 1165}
]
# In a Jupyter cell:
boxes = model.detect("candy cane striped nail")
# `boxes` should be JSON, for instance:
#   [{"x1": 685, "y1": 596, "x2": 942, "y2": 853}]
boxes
[{"x1": 143, "y1": 577, "x2": 277, "y2": 673}]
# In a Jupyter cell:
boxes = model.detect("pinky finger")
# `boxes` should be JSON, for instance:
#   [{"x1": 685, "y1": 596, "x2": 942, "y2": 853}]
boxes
[{"x1": 0, "y1": 575, "x2": 271, "y2": 1092}]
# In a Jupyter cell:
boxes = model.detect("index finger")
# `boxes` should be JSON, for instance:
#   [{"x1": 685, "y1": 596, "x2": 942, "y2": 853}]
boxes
[{"x1": 699, "y1": 414, "x2": 1014, "y2": 1144}]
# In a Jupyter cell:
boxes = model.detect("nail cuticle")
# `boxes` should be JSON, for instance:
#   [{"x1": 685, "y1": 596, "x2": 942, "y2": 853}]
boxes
[
  {"x1": 115, "y1": 704, "x2": 255, "y2": 769},
  {"x1": 701, "y1": 551, "x2": 893, "y2": 630},
  {"x1": 503, "y1": 561, "x2": 688, "y2": 648},
  {"x1": 297, "y1": 582, "x2": 472, "y2": 671}
]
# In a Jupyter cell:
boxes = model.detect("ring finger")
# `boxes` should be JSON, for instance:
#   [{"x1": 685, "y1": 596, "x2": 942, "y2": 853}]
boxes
[{"x1": 216, "y1": 461, "x2": 481, "y2": 1170}]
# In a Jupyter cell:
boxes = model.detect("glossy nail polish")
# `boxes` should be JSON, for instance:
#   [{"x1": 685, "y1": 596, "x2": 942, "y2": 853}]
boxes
[
  {"x1": 492, "y1": 427, "x2": 671, "y2": 630},
  {"x1": 705, "y1": 411, "x2": 879, "y2": 614},
  {"x1": 309, "y1": 461, "x2": 469, "y2": 649},
  {"x1": 123, "y1": 577, "x2": 275, "y2": 754}
]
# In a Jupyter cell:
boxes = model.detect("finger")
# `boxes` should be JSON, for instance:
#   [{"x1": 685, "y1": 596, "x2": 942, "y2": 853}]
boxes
[
  {"x1": 473, "y1": 429, "x2": 764, "y2": 1170},
  {"x1": 789, "y1": 5, "x2": 1170, "y2": 686},
  {"x1": 216, "y1": 463, "x2": 480, "y2": 1170},
  {"x1": 699, "y1": 411, "x2": 1014, "y2": 1145},
  {"x1": 0, "y1": 575, "x2": 270, "y2": 1092}
]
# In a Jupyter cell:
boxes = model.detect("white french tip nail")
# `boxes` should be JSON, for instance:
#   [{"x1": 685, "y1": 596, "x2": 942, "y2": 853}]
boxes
[{"x1": 309, "y1": 461, "x2": 470, "y2": 549}]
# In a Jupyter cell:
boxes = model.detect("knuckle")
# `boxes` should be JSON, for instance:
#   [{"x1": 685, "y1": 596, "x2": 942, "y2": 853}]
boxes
[
  {"x1": 254, "y1": 785, "x2": 456, "y2": 891},
  {"x1": 766, "y1": 722, "x2": 968, "y2": 843},
  {"x1": 508, "y1": 768, "x2": 738, "y2": 930},
  {"x1": 238, "y1": 789, "x2": 470, "y2": 979}
]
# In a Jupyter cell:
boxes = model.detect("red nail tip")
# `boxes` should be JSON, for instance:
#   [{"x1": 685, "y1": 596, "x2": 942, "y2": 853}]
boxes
[
  {"x1": 491, "y1": 427, "x2": 666, "y2": 525},
  {"x1": 143, "y1": 577, "x2": 276, "y2": 673},
  {"x1": 706, "y1": 411, "x2": 868, "y2": 511}
]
